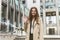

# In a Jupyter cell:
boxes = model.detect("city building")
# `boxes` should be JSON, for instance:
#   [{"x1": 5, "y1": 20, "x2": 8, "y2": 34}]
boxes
[
  {"x1": 0, "y1": 0, "x2": 26, "y2": 40},
  {"x1": 1, "y1": 0, "x2": 60, "y2": 40},
  {"x1": 40, "y1": 0, "x2": 60, "y2": 40}
]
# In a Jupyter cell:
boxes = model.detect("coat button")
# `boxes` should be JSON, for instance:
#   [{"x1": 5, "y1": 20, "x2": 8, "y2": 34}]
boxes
[
  {"x1": 38, "y1": 31, "x2": 40, "y2": 39},
  {"x1": 38, "y1": 36, "x2": 39, "y2": 39}
]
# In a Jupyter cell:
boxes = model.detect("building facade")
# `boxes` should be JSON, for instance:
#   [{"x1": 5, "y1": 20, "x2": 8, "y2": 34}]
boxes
[
  {"x1": 1, "y1": 0, "x2": 60, "y2": 40},
  {"x1": 40, "y1": 0, "x2": 60, "y2": 40},
  {"x1": 0, "y1": 0, "x2": 25, "y2": 40}
]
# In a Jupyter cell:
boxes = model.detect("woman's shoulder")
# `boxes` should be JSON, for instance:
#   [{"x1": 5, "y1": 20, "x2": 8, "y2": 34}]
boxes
[
  {"x1": 38, "y1": 17, "x2": 42, "y2": 20},
  {"x1": 38, "y1": 17, "x2": 43, "y2": 23}
]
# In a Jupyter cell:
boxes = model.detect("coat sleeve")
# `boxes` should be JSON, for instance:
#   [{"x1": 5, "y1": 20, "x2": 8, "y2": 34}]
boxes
[
  {"x1": 24, "y1": 21, "x2": 28, "y2": 32},
  {"x1": 39, "y1": 17, "x2": 44, "y2": 40}
]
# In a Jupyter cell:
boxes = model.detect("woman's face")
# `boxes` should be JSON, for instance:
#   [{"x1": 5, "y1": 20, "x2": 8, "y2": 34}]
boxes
[{"x1": 31, "y1": 8, "x2": 36, "y2": 16}]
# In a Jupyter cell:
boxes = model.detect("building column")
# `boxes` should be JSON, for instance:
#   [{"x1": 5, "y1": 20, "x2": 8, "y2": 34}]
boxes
[
  {"x1": 18, "y1": 0, "x2": 20, "y2": 28},
  {"x1": 16, "y1": 0, "x2": 21, "y2": 35},
  {"x1": 43, "y1": 9, "x2": 46, "y2": 35},
  {"x1": 55, "y1": 0, "x2": 59, "y2": 35},
  {"x1": 56, "y1": 8, "x2": 59, "y2": 35},
  {"x1": 6, "y1": 0, "x2": 9, "y2": 32},
  {"x1": 13, "y1": 0, "x2": 16, "y2": 32},
  {"x1": 43, "y1": 0, "x2": 46, "y2": 35},
  {"x1": 0, "y1": 0, "x2": 2, "y2": 30},
  {"x1": 17, "y1": 2, "x2": 20, "y2": 28}
]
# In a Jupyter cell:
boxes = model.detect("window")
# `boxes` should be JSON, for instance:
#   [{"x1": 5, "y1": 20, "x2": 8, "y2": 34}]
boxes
[
  {"x1": 46, "y1": 12, "x2": 56, "y2": 26},
  {"x1": 59, "y1": 12, "x2": 60, "y2": 26},
  {"x1": 47, "y1": 27, "x2": 57, "y2": 35},
  {"x1": 50, "y1": 6, "x2": 53, "y2": 8},
  {"x1": 40, "y1": 0, "x2": 42, "y2": 2},
  {"x1": 40, "y1": 6, "x2": 43, "y2": 9},
  {"x1": 15, "y1": 12, "x2": 18, "y2": 27},
  {"x1": 0, "y1": 5, "x2": 7, "y2": 32},
  {"x1": 49, "y1": 28, "x2": 55, "y2": 35},
  {"x1": 8, "y1": 7, "x2": 14, "y2": 32},
  {"x1": 2, "y1": 5, "x2": 6, "y2": 21},
  {"x1": 20, "y1": 14, "x2": 23, "y2": 27},
  {"x1": 10, "y1": 8, "x2": 13, "y2": 24},
  {"x1": 1, "y1": 23, "x2": 7, "y2": 32},
  {"x1": 33, "y1": 0, "x2": 36, "y2": 3},
  {"x1": 22, "y1": 1, "x2": 25, "y2": 4},
  {"x1": 45, "y1": 6, "x2": 49, "y2": 8},
  {"x1": 45, "y1": 12, "x2": 57, "y2": 35}
]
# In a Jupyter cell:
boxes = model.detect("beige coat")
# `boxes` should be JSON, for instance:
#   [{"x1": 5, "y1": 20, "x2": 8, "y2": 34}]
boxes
[{"x1": 24, "y1": 17, "x2": 43, "y2": 40}]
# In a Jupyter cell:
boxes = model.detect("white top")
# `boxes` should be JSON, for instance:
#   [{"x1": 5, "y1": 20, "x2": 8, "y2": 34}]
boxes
[{"x1": 30, "y1": 19, "x2": 34, "y2": 34}]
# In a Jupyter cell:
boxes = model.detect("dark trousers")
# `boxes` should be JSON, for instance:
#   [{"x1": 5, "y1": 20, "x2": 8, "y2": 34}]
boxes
[{"x1": 29, "y1": 34, "x2": 33, "y2": 40}]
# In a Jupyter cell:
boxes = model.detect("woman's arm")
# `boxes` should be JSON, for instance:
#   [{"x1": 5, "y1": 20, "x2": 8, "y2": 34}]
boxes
[{"x1": 24, "y1": 22, "x2": 28, "y2": 32}]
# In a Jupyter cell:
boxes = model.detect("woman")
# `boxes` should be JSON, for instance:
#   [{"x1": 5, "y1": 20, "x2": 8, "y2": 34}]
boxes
[{"x1": 24, "y1": 7, "x2": 43, "y2": 40}]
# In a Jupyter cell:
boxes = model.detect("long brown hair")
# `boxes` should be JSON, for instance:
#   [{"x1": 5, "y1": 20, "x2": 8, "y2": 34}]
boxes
[{"x1": 29, "y1": 7, "x2": 39, "y2": 23}]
